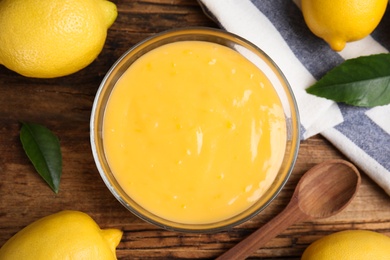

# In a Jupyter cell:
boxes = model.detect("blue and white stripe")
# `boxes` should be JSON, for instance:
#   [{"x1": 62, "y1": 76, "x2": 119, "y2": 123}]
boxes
[{"x1": 199, "y1": 0, "x2": 390, "y2": 195}]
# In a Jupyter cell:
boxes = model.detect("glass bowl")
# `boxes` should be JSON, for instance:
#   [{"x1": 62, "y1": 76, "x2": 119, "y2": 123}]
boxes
[{"x1": 90, "y1": 27, "x2": 300, "y2": 233}]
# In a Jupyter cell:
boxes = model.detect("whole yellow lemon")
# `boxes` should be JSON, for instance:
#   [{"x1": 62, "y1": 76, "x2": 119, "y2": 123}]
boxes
[
  {"x1": 301, "y1": 0, "x2": 388, "y2": 51},
  {"x1": 301, "y1": 230, "x2": 390, "y2": 260},
  {"x1": 0, "y1": 0, "x2": 117, "y2": 78},
  {"x1": 0, "y1": 210, "x2": 123, "y2": 260}
]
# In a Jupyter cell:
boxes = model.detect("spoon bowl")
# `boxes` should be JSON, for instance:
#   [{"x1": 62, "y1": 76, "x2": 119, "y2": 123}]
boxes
[
  {"x1": 217, "y1": 159, "x2": 361, "y2": 260},
  {"x1": 296, "y1": 160, "x2": 360, "y2": 218}
]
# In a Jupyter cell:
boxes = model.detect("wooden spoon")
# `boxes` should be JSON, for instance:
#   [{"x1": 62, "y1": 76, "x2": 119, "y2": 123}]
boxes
[{"x1": 217, "y1": 159, "x2": 361, "y2": 260}]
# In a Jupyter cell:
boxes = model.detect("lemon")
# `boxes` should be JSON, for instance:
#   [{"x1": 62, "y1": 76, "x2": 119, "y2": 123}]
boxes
[
  {"x1": 301, "y1": 230, "x2": 390, "y2": 260},
  {"x1": 301, "y1": 0, "x2": 388, "y2": 51},
  {"x1": 0, "y1": 0, "x2": 117, "y2": 78},
  {"x1": 0, "y1": 210, "x2": 123, "y2": 260}
]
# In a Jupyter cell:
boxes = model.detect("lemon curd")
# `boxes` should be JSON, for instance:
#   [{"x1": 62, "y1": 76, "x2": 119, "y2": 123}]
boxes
[{"x1": 103, "y1": 41, "x2": 287, "y2": 224}]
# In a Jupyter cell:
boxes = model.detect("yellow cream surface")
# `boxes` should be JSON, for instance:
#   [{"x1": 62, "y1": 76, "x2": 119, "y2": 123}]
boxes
[{"x1": 103, "y1": 41, "x2": 286, "y2": 224}]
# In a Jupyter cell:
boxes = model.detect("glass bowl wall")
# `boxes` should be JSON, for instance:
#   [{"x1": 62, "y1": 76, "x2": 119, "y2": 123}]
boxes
[{"x1": 90, "y1": 27, "x2": 300, "y2": 233}]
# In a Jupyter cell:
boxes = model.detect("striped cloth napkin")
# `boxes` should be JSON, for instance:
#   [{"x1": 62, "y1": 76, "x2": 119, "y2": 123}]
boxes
[{"x1": 198, "y1": 0, "x2": 390, "y2": 195}]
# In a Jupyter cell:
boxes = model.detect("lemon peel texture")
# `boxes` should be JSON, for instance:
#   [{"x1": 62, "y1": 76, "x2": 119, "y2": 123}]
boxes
[
  {"x1": 0, "y1": 0, "x2": 117, "y2": 78},
  {"x1": 302, "y1": 230, "x2": 390, "y2": 260},
  {"x1": 301, "y1": 0, "x2": 388, "y2": 51},
  {"x1": 0, "y1": 210, "x2": 123, "y2": 260}
]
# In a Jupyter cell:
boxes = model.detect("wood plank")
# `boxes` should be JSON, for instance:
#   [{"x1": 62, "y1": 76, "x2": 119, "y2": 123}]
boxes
[{"x1": 1, "y1": 0, "x2": 389, "y2": 259}]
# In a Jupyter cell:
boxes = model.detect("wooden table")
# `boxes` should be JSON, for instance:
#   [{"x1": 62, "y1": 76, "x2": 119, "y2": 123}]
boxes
[{"x1": 1, "y1": 0, "x2": 389, "y2": 259}]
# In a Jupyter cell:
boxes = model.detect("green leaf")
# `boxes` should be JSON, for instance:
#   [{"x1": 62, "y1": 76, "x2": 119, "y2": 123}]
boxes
[
  {"x1": 20, "y1": 122, "x2": 62, "y2": 193},
  {"x1": 306, "y1": 53, "x2": 390, "y2": 107}
]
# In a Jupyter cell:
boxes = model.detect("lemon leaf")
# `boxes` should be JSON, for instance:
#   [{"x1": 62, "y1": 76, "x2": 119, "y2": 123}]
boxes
[
  {"x1": 20, "y1": 122, "x2": 62, "y2": 193},
  {"x1": 306, "y1": 53, "x2": 390, "y2": 107}
]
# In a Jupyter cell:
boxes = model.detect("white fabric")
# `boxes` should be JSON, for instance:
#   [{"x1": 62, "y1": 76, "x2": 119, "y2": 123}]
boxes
[{"x1": 199, "y1": 0, "x2": 390, "y2": 195}]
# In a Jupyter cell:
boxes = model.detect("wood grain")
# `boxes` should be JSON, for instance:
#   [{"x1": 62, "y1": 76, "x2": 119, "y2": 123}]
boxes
[
  {"x1": 1, "y1": 0, "x2": 390, "y2": 259},
  {"x1": 217, "y1": 160, "x2": 361, "y2": 260}
]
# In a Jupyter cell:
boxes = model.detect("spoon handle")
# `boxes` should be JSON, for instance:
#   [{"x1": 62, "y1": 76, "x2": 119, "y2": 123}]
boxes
[{"x1": 216, "y1": 197, "x2": 309, "y2": 260}]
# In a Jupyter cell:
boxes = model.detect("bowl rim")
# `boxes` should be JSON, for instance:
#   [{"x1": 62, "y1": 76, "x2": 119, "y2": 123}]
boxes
[{"x1": 90, "y1": 26, "x2": 300, "y2": 233}]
